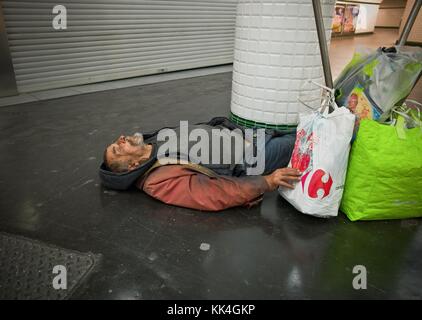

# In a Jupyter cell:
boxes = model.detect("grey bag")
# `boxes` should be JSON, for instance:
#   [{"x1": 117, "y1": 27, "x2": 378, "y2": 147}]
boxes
[{"x1": 334, "y1": 46, "x2": 422, "y2": 123}]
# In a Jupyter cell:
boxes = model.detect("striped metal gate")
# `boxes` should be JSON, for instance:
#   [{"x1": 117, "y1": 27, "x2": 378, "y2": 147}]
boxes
[{"x1": 1, "y1": 0, "x2": 237, "y2": 92}]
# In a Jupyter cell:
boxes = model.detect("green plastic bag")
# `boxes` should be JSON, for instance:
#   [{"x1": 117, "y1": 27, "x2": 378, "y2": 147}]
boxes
[{"x1": 341, "y1": 119, "x2": 422, "y2": 221}]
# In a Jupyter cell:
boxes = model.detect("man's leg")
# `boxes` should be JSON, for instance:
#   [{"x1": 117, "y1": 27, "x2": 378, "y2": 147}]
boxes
[{"x1": 263, "y1": 133, "x2": 296, "y2": 175}]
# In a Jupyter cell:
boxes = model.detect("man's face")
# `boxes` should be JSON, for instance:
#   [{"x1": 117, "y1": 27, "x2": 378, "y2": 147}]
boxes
[{"x1": 105, "y1": 133, "x2": 146, "y2": 170}]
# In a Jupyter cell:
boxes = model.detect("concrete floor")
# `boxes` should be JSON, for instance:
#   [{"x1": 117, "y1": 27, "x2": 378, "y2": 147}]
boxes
[{"x1": 1, "y1": 29, "x2": 422, "y2": 299}]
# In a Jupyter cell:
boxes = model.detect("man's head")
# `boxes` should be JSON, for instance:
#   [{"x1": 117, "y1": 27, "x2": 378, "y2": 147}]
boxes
[{"x1": 104, "y1": 133, "x2": 152, "y2": 173}]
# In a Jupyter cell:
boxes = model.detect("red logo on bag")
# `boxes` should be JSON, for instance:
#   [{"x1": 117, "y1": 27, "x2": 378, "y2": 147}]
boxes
[
  {"x1": 291, "y1": 129, "x2": 313, "y2": 172},
  {"x1": 307, "y1": 169, "x2": 333, "y2": 199}
]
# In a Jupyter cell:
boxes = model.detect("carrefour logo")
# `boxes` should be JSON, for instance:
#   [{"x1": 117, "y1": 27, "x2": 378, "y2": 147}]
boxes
[{"x1": 301, "y1": 169, "x2": 333, "y2": 199}]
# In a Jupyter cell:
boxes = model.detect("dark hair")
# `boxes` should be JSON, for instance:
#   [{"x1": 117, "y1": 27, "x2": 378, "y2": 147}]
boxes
[{"x1": 103, "y1": 148, "x2": 129, "y2": 173}]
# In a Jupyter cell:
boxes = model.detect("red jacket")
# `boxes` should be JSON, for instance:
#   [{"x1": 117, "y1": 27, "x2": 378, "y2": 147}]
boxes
[{"x1": 136, "y1": 165, "x2": 269, "y2": 211}]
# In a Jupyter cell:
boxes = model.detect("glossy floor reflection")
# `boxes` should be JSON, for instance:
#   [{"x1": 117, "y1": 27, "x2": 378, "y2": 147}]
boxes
[{"x1": 1, "y1": 31, "x2": 422, "y2": 299}]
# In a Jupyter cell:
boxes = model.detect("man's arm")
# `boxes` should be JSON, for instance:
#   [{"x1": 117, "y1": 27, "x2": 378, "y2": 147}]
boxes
[{"x1": 136, "y1": 165, "x2": 301, "y2": 211}]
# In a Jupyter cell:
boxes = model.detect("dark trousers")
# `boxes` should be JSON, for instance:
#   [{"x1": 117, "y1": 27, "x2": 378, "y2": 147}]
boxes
[{"x1": 263, "y1": 133, "x2": 296, "y2": 175}]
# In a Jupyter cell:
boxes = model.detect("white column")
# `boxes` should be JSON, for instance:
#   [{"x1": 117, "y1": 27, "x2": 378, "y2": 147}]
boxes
[{"x1": 231, "y1": 0, "x2": 335, "y2": 126}]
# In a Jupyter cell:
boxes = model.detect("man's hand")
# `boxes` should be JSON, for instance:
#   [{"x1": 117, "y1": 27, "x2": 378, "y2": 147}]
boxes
[{"x1": 264, "y1": 168, "x2": 302, "y2": 191}]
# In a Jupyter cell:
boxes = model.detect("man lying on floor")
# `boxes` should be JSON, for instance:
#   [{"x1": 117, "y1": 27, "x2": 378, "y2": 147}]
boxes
[{"x1": 99, "y1": 117, "x2": 301, "y2": 211}]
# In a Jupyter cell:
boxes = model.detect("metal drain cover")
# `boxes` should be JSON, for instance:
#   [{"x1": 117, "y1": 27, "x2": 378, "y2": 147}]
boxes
[{"x1": 0, "y1": 232, "x2": 100, "y2": 300}]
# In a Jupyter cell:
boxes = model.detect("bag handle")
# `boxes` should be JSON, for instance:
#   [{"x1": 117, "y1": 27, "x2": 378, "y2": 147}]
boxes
[
  {"x1": 395, "y1": 115, "x2": 407, "y2": 140},
  {"x1": 390, "y1": 99, "x2": 422, "y2": 138},
  {"x1": 405, "y1": 99, "x2": 422, "y2": 127},
  {"x1": 298, "y1": 79, "x2": 338, "y2": 114}
]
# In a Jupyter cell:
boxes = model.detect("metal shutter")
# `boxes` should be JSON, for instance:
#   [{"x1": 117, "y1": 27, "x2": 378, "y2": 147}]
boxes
[{"x1": 1, "y1": 0, "x2": 237, "y2": 93}]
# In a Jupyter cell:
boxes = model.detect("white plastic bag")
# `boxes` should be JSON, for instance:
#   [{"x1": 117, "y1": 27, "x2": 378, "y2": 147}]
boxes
[{"x1": 279, "y1": 82, "x2": 355, "y2": 217}]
